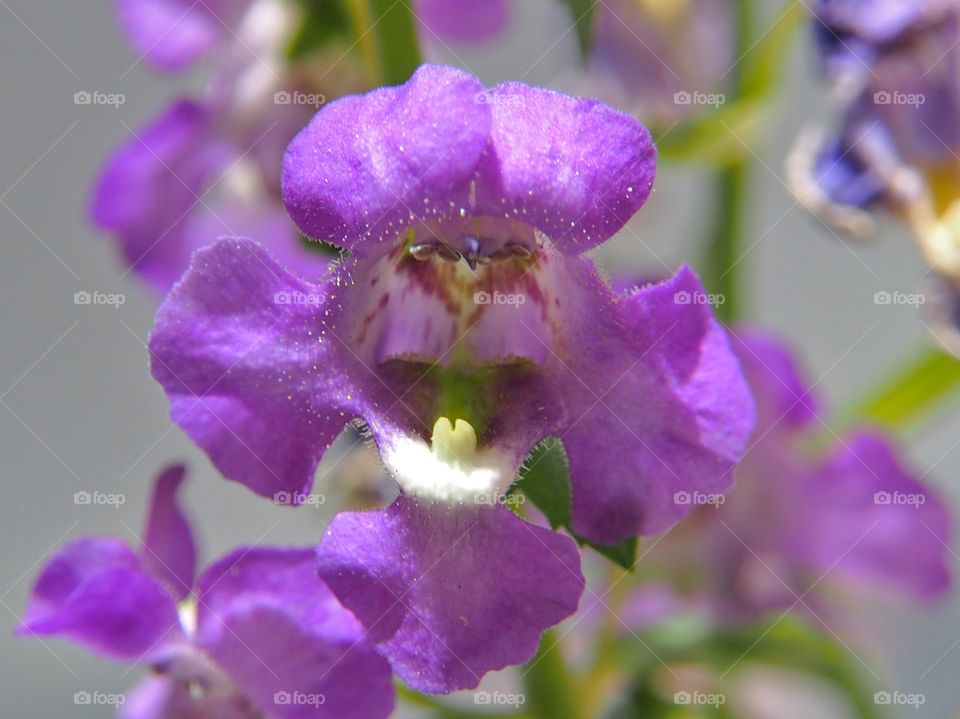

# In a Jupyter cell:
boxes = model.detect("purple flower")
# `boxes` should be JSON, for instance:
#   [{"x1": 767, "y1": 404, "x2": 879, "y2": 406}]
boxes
[
  {"x1": 149, "y1": 64, "x2": 754, "y2": 691},
  {"x1": 94, "y1": 0, "x2": 359, "y2": 293},
  {"x1": 652, "y1": 329, "x2": 951, "y2": 619},
  {"x1": 17, "y1": 466, "x2": 394, "y2": 718}
]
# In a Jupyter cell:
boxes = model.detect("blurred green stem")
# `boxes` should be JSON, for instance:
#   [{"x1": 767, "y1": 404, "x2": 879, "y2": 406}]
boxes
[
  {"x1": 703, "y1": 0, "x2": 754, "y2": 323},
  {"x1": 522, "y1": 631, "x2": 580, "y2": 719}
]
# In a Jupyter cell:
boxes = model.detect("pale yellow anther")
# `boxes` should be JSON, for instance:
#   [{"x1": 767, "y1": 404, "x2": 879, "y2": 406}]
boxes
[{"x1": 431, "y1": 417, "x2": 478, "y2": 468}]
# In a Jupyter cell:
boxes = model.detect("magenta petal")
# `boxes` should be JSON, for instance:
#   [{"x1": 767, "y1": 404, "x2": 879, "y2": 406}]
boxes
[
  {"x1": 141, "y1": 464, "x2": 197, "y2": 600},
  {"x1": 18, "y1": 538, "x2": 181, "y2": 660},
  {"x1": 317, "y1": 496, "x2": 584, "y2": 693},
  {"x1": 283, "y1": 64, "x2": 490, "y2": 250},
  {"x1": 196, "y1": 548, "x2": 394, "y2": 719},
  {"x1": 474, "y1": 82, "x2": 656, "y2": 252},
  {"x1": 149, "y1": 239, "x2": 347, "y2": 500}
]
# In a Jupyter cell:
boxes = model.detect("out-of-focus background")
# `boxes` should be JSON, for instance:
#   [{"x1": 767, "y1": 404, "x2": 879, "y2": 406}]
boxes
[{"x1": 2, "y1": 1, "x2": 960, "y2": 717}]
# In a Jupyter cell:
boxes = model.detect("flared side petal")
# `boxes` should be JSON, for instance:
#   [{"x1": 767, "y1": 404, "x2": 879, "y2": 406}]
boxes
[
  {"x1": 316, "y1": 496, "x2": 584, "y2": 694},
  {"x1": 18, "y1": 538, "x2": 181, "y2": 661},
  {"x1": 149, "y1": 239, "x2": 348, "y2": 501},
  {"x1": 546, "y1": 265, "x2": 754, "y2": 543},
  {"x1": 195, "y1": 548, "x2": 394, "y2": 719}
]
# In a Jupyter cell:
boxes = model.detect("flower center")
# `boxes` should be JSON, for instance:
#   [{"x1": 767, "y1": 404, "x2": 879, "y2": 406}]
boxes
[
  {"x1": 384, "y1": 416, "x2": 513, "y2": 504},
  {"x1": 346, "y1": 217, "x2": 562, "y2": 371}
]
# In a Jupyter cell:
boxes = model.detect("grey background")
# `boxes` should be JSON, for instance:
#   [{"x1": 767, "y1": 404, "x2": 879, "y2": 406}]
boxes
[{"x1": 1, "y1": 1, "x2": 959, "y2": 717}]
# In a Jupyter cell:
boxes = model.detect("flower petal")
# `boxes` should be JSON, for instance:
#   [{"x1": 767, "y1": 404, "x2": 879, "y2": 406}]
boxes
[
  {"x1": 141, "y1": 464, "x2": 197, "y2": 600},
  {"x1": 472, "y1": 81, "x2": 656, "y2": 252},
  {"x1": 90, "y1": 100, "x2": 226, "y2": 291},
  {"x1": 798, "y1": 431, "x2": 951, "y2": 598},
  {"x1": 149, "y1": 239, "x2": 348, "y2": 500},
  {"x1": 195, "y1": 548, "x2": 394, "y2": 719},
  {"x1": 729, "y1": 327, "x2": 820, "y2": 434},
  {"x1": 414, "y1": 0, "x2": 507, "y2": 43},
  {"x1": 316, "y1": 495, "x2": 584, "y2": 693},
  {"x1": 282, "y1": 64, "x2": 490, "y2": 250},
  {"x1": 18, "y1": 538, "x2": 181, "y2": 660},
  {"x1": 120, "y1": 676, "x2": 259, "y2": 719},
  {"x1": 283, "y1": 64, "x2": 656, "y2": 254},
  {"x1": 114, "y1": 0, "x2": 250, "y2": 71},
  {"x1": 508, "y1": 264, "x2": 753, "y2": 543}
]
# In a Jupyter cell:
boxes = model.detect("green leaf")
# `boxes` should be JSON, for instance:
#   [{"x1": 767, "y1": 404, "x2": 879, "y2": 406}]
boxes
[
  {"x1": 512, "y1": 438, "x2": 639, "y2": 570},
  {"x1": 555, "y1": 0, "x2": 597, "y2": 59},
  {"x1": 341, "y1": 0, "x2": 421, "y2": 85},
  {"x1": 841, "y1": 347, "x2": 960, "y2": 431}
]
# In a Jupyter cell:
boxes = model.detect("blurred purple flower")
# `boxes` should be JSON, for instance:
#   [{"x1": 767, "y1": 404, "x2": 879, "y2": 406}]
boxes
[
  {"x1": 17, "y1": 466, "x2": 394, "y2": 718},
  {"x1": 651, "y1": 329, "x2": 951, "y2": 619},
  {"x1": 94, "y1": 0, "x2": 363, "y2": 293},
  {"x1": 148, "y1": 64, "x2": 754, "y2": 691},
  {"x1": 791, "y1": 1, "x2": 960, "y2": 345}
]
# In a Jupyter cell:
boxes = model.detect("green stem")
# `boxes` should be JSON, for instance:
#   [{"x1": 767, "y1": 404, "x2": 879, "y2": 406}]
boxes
[
  {"x1": 705, "y1": 161, "x2": 748, "y2": 323},
  {"x1": 521, "y1": 631, "x2": 580, "y2": 719},
  {"x1": 703, "y1": 0, "x2": 753, "y2": 323}
]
